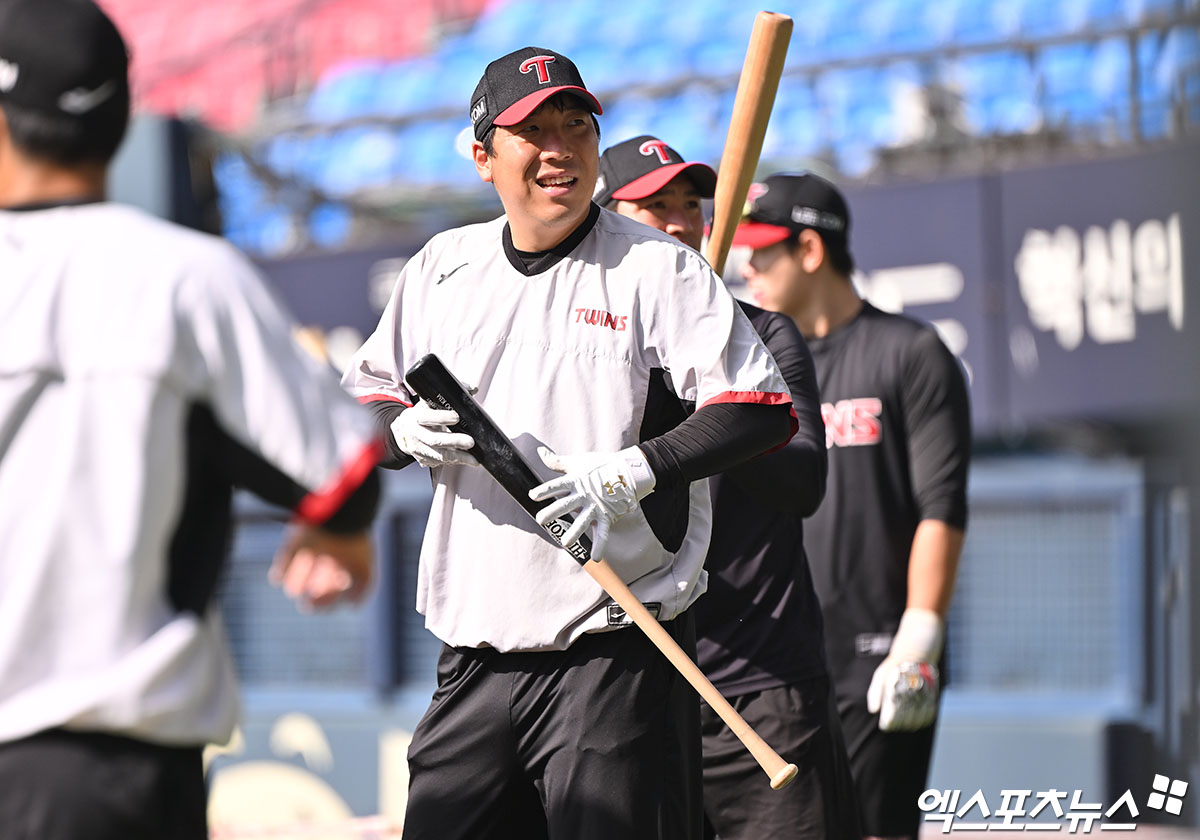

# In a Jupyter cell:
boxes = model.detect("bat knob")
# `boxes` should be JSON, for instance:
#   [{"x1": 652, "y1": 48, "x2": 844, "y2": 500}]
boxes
[{"x1": 770, "y1": 763, "x2": 799, "y2": 791}]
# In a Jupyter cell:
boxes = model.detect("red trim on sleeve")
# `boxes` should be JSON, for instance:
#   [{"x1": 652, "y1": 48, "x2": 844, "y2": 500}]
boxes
[
  {"x1": 698, "y1": 390, "x2": 799, "y2": 452},
  {"x1": 356, "y1": 393, "x2": 412, "y2": 406},
  {"x1": 294, "y1": 438, "x2": 384, "y2": 525}
]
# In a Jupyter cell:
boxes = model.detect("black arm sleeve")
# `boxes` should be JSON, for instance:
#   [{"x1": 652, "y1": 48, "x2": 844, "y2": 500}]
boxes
[
  {"x1": 365, "y1": 399, "x2": 417, "y2": 470},
  {"x1": 203, "y1": 403, "x2": 383, "y2": 533},
  {"x1": 719, "y1": 308, "x2": 827, "y2": 517},
  {"x1": 902, "y1": 328, "x2": 972, "y2": 529},
  {"x1": 317, "y1": 469, "x2": 382, "y2": 533},
  {"x1": 639, "y1": 401, "x2": 793, "y2": 496}
]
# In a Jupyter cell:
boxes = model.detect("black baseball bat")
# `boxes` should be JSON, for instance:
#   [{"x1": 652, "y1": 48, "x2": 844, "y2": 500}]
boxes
[
  {"x1": 404, "y1": 353, "x2": 591, "y2": 565},
  {"x1": 403, "y1": 352, "x2": 799, "y2": 790}
]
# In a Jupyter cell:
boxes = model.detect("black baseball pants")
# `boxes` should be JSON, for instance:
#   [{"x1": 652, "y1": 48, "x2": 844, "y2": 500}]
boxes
[
  {"x1": 0, "y1": 728, "x2": 207, "y2": 840},
  {"x1": 402, "y1": 613, "x2": 703, "y2": 840}
]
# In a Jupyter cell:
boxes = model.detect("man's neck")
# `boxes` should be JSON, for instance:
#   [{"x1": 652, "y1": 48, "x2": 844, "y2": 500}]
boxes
[
  {"x1": 507, "y1": 208, "x2": 591, "y2": 252},
  {"x1": 0, "y1": 155, "x2": 106, "y2": 209},
  {"x1": 790, "y1": 271, "x2": 863, "y2": 339}
]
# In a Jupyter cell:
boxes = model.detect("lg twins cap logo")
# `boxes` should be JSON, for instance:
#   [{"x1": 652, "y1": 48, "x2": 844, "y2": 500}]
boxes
[
  {"x1": 0, "y1": 58, "x2": 18, "y2": 92},
  {"x1": 639, "y1": 139, "x2": 671, "y2": 165},
  {"x1": 744, "y1": 181, "x2": 768, "y2": 216},
  {"x1": 519, "y1": 55, "x2": 556, "y2": 84}
]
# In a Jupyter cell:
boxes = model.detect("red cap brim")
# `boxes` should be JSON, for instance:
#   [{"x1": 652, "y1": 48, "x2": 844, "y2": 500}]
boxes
[
  {"x1": 494, "y1": 86, "x2": 603, "y2": 126},
  {"x1": 731, "y1": 221, "x2": 793, "y2": 249},
  {"x1": 611, "y1": 162, "x2": 717, "y2": 201}
]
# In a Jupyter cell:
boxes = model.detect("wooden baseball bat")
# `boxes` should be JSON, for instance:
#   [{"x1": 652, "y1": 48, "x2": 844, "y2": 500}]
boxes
[
  {"x1": 705, "y1": 11, "x2": 793, "y2": 276},
  {"x1": 405, "y1": 353, "x2": 799, "y2": 791}
]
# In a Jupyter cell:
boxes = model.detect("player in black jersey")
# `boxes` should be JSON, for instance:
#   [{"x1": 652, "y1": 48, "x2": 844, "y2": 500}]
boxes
[
  {"x1": 734, "y1": 173, "x2": 971, "y2": 840},
  {"x1": 597, "y1": 137, "x2": 861, "y2": 840}
]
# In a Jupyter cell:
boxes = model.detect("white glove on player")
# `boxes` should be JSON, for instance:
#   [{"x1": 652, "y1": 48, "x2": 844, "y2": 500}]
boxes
[
  {"x1": 867, "y1": 607, "x2": 944, "y2": 732},
  {"x1": 528, "y1": 446, "x2": 656, "y2": 561},
  {"x1": 390, "y1": 401, "x2": 478, "y2": 468}
]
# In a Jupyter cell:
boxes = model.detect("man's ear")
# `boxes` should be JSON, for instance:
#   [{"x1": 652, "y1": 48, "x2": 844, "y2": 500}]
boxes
[
  {"x1": 472, "y1": 140, "x2": 493, "y2": 183},
  {"x1": 797, "y1": 229, "x2": 826, "y2": 274}
]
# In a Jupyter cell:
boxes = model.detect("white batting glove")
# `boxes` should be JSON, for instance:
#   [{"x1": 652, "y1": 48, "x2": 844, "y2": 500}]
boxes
[
  {"x1": 528, "y1": 446, "x2": 656, "y2": 561},
  {"x1": 390, "y1": 401, "x2": 478, "y2": 468},
  {"x1": 867, "y1": 607, "x2": 944, "y2": 732}
]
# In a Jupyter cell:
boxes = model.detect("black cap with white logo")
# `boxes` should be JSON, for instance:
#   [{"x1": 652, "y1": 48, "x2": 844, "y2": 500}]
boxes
[
  {"x1": 470, "y1": 46, "x2": 602, "y2": 141},
  {"x1": 0, "y1": 0, "x2": 129, "y2": 122},
  {"x1": 594, "y1": 135, "x2": 717, "y2": 206},
  {"x1": 732, "y1": 173, "x2": 851, "y2": 251}
]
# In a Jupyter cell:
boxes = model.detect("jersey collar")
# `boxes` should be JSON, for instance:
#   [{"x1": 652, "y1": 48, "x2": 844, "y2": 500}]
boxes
[{"x1": 502, "y1": 202, "x2": 601, "y2": 276}]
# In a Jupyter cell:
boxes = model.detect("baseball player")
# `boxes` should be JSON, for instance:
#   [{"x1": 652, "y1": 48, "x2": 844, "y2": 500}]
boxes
[
  {"x1": 0, "y1": 2, "x2": 383, "y2": 837},
  {"x1": 597, "y1": 135, "x2": 862, "y2": 840},
  {"x1": 343, "y1": 47, "x2": 797, "y2": 840},
  {"x1": 734, "y1": 173, "x2": 972, "y2": 840}
]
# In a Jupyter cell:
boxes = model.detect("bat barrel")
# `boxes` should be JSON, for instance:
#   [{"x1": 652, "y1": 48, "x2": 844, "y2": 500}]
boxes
[{"x1": 705, "y1": 11, "x2": 793, "y2": 276}]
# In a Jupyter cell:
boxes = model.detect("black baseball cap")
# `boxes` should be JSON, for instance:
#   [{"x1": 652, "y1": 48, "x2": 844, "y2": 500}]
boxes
[
  {"x1": 594, "y1": 135, "x2": 717, "y2": 206},
  {"x1": 470, "y1": 46, "x2": 602, "y2": 141},
  {"x1": 0, "y1": 0, "x2": 129, "y2": 122},
  {"x1": 732, "y1": 173, "x2": 850, "y2": 250}
]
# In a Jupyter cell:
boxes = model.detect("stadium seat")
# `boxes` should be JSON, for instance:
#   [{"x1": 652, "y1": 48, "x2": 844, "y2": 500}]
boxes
[
  {"x1": 1038, "y1": 43, "x2": 1106, "y2": 128},
  {"x1": 671, "y1": 0, "x2": 743, "y2": 50},
  {"x1": 1076, "y1": 0, "x2": 1129, "y2": 30},
  {"x1": 371, "y1": 59, "x2": 442, "y2": 117},
  {"x1": 524, "y1": 3, "x2": 599, "y2": 55},
  {"x1": 950, "y1": 0, "x2": 1021, "y2": 44},
  {"x1": 691, "y1": 32, "x2": 757, "y2": 80},
  {"x1": 766, "y1": 80, "x2": 822, "y2": 155},
  {"x1": 247, "y1": 205, "x2": 301, "y2": 258},
  {"x1": 588, "y1": 0, "x2": 668, "y2": 51},
  {"x1": 951, "y1": 50, "x2": 1040, "y2": 134},
  {"x1": 308, "y1": 202, "x2": 354, "y2": 250},
  {"x1": 819, "y1": 9, "x2": 880, "y2": 61},
  {"x1": 600, "y1": 96, "x2": 663, "y2": 151},
  {"x1": 783, "y1": 0, "x2": 840, "y2": 67},
  {"x1": 312, "y1": 127, "x2": 400, "y2": 195},
  {"x1": 876, "y1": 0, "x2": 944, "y2": 52},
  {"x1": 1154, "y1": 25, "x2": 1200, "y2": 94},
  {"x1": 815, "y1": 67, "x2": 885, "y2": 144},
  {"x1": 1085, "y1": 36, "x2": 1146, "y2": 139},
  {"x1": 214, "y1": 153, "x2": 272, "y2": 246},
  {"x1": 762, "y1": 95, "x2": 826, "y2": 164},
  {"x1": 1018, "y1": 0, "x2": 1074, "y2": 38},
  {"x1": 834, "y1": 139, "x2": 877, "y2": 178},
  {"x1": 305, "y1": 60, "x2": 387, "y2": 123},
  {"x1": 264, "y1": 133, "x2": 308, "y2": 179},
  {"x1": 1123, "y1": 0, "x2": 1192, "y2": 25},
  {"x1": 644, "y1": 87, "x2": 722, "y2": 164},
  {"x1": 468, "y1": 0, "x2": 544, "y2": 48},
  {"x1": 400, "y1": 120, "x2": 473, "y2": 186}
]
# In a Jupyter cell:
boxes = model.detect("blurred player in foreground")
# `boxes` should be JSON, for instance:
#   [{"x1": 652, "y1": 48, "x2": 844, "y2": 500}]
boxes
[
  {"x1": 343, "y1": 47, "x2": 796, "y2": 839},
  {"x1": 735, "y1": 173, "x2": 971, "y2": 840},
  {"x1": 0, "y1": 1, "x2": 382, "y2": 837},
  {"x1": 597, "y1": 135, "x2": 861, "y2": 840}
]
